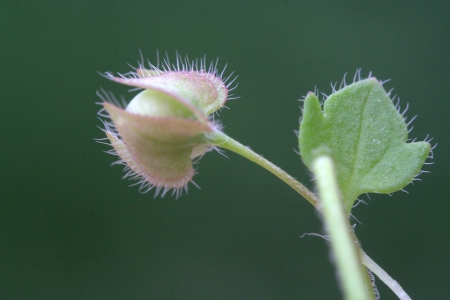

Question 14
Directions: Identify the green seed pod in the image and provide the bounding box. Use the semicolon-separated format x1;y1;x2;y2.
98;54;236;196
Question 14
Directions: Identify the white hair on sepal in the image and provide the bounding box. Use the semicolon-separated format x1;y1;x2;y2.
225;95;240;101
145;179;195;199
95;114;120;139
108;51;239;101
211;146;229;159
96;51;242;199
96;88;128;109
96;130;175;197
98;71;115;80
203;122;229;160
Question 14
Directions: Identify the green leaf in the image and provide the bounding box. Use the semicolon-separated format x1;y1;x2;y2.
299;78;431;214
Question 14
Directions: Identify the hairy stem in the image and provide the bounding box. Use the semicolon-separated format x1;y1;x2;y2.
312;154;375;300
209;130;319;207
361;250;411;300
211;130;408;300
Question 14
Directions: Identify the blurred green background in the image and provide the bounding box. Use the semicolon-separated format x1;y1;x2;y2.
1;1;449;299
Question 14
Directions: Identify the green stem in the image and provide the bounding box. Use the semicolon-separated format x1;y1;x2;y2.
361;250;411;300
210;131;381;299
209;130;319;207
312;154;375;300
211;130;409;299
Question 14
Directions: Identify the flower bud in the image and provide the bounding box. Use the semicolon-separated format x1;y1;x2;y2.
98;55;235;196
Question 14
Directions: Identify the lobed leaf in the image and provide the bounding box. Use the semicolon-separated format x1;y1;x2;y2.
299;78;430;214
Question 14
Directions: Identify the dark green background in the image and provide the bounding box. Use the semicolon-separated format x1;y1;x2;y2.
1;1;449;299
